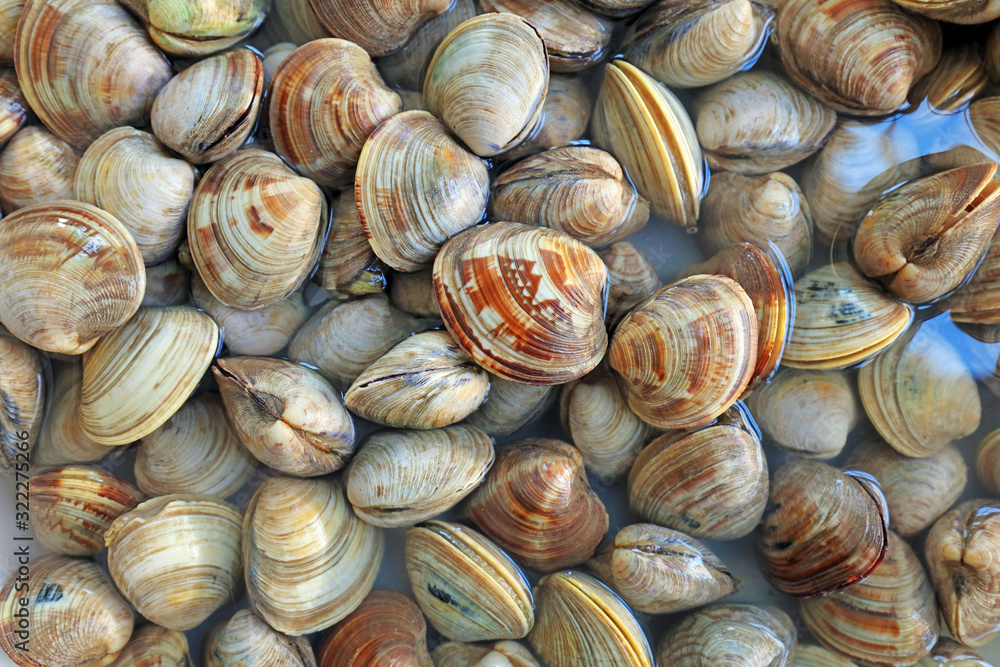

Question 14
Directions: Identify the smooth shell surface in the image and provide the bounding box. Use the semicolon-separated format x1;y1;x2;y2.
977;429;1000;494
376;0;478;90
433;641;540;667
948;227;1000;325
658;604;796;667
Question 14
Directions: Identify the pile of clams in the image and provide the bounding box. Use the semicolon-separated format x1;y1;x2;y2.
2;0;1000;665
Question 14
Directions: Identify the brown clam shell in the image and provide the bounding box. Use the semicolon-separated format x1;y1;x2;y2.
315;191;386;299
909;45;989;112
389;269;439;318
308;0;451;57
0;0;20;62
203;609;316;667
505;74;592;160
0;127;81;214
597;242;662;330
977;428;1000;494
34;360;115;467
947;227;1000;325
466;374;556;437
376;0;478;90
114;624;192;667
317;590;432;667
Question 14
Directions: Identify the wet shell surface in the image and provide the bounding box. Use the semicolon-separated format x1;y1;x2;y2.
433;222;609;385
506;74;592;160
0;330;42;471
586;523;738;614
466;375;556;437
314;191;386;298
346;425;494;527
317;590;432;667
0;200;144;355
755;459;889;597
658;604;796;666
909;44;989;111
33;465;144;556
916;639;992;667
948;228;1000;325
0;68;27;148
308;0;450;56
597;242;662;328
0;126;81;215
405;520;534;642
609;274;758;429
465;439;609;572
203;609;317;667
0;555;134;667
893;0;1000;23
376;0;478;90
110;624;191;667
120;0;269;56
34;361;112;466
433;640;541;667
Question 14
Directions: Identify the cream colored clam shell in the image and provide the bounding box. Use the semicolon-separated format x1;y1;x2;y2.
109;624;191;667
466;375;556;437
203;609;317;667
0;126;80;214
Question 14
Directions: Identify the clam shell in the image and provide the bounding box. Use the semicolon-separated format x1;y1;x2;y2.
527;571;654;667
317;590;432;667
142;259;190;309
0;555;133;667
845;439;966;537
586;523;738;614
782;263;912;370
695;71;835;175
151;48;263;165
658;604;796;667
119;0;268;56
597;242;662;329
465;439;608;572
505;74;592;160
81;307;219;446
34;465;144;556
243;476;384;635
268;39;402;188
344;330;490;429
315;191;386;299
75;127;195;265
591;59;703;228
609;274;758;429
376;0;478;90
266;0;326;44
0;68;27;149
424;14;548;157
977;428;1000;494
627;419;768;540
892;0;1000;23
433;641;540;667
794;645;858;667
110;624;191;667
909;45;989;111
623;0;772;88
746;369;860;459
346;425;494;527
0;0;19;61
204;609;316;667
947;228;1000;324
917;639;992;667
34;361;116;466
755;459;889;597
308;0;451;57
0;329;42;471
261;43;296;88
135;393;259;498
106;494;243;631
188;149;326;310
0;200;145;355
466;374;556;437
406;520;534;641
925;499;1000;647
356;110;489;272
0;127;81;214
489;146;649;247
433;222;609;385
15;0;171;149
389;269;439;318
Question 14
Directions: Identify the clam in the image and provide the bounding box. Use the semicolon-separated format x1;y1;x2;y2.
75;127;195;265
118;0;268;56
466;374;557;437
480;0;612;72
947;228;1000;324
317;590;432;667
267;0;326;44
909;45;989;112
699;171;813;277
356;110;489;272
658;604;796;667
191;275;309;356
528;571;654;667
204;609;317;667
135;393;259;498
15;0;172;149
106;495;242;631
587;523;738;614
845;439;966;537
268;39;402;187
111;624;191;667
677;242;791;392
628;414;768;540
0;200;144;355
346;425;494;527
917;639;992;667
309;0;450;56
0;555;133;667
150;48;263;165
892;0;1000;23
745;369;860;459
243;476;384;635
0;127;81;214
433;222;609;385
609;275;757;429
389;269;439;318
623;0;772;88
597;242;662;329
142;259;190;308
794;645;858;667
926;499;1000;647
505;74;592;160
0;330;42;472
405;520;534;641
802;531;939;666
858;325;980;457
977;429;1000;494
377;0;477;90
0;1;19;61
489;146;649;247
423;14;548;157
215;356;356;477
188;149;326;310
695;72;836;175
782;263;912;369
0;69;27;148
855;163;1000;304
433;641;540;667
289;295;420;389
465;439;608;572
33;465;144;556
774;0;941;116
560;366;656;482
261;42;297;88
591;59;703;228
314;191;386;299
344;330;490;429
34;361;115;466
81;307;219;446
755;459;889;597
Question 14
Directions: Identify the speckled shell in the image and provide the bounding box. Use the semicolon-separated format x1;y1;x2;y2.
376;0;477;90
0;68;27;148
110;624;192;667
317;590;432;667
658;604;796;667
433;222;609;385
0;329;42;471
0;127;81;214
309;0;451;56
119;0;269;56
466;375;556;437
597;242;662;329
203;609;317;667
315;191;386;298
